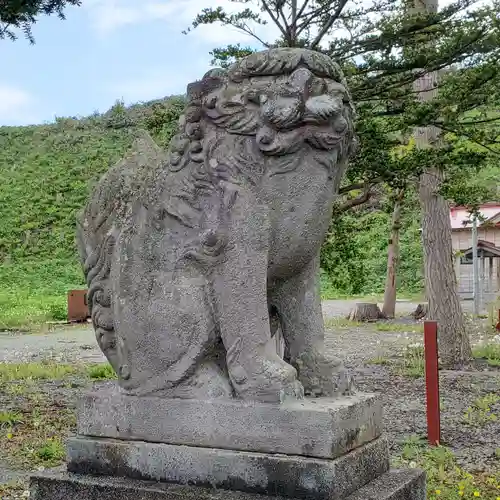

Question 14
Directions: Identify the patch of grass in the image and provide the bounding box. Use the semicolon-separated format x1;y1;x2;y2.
5;403;76;468
0;361;116;471
0;410;23;428
473;343;500;367
2;385;77;469
3;381;32;397
463;393;499;427
324;317;362;329
0;361;117;384
397;344;425;378
35;438;66;464
0;285;74;331
87;363;117;380
0;362;78;383
395;436;500;499
0;100;184;331
374;322;423;333
0;480;27;499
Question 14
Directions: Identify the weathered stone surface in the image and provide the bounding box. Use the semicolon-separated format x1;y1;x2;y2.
347;468;426;500
77;389;382;459
66;437;389;500
76;47;358;403
30;468;425;500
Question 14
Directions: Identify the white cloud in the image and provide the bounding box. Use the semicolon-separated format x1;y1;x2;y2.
84;0;279;46
0;85;39;126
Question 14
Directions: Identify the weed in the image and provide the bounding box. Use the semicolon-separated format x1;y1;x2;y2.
397;344;425;378
374;322;423;333
87;363;116;380
0;410;23;428
394;437;500;499
473;343;500;367
0;362;77;383
463;393;499;427
36;438;65;464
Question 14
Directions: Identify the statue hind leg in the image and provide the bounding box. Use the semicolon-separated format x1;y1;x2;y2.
269;255;354;397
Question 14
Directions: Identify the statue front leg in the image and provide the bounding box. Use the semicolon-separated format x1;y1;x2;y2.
211;202;303;403
270;255;355;397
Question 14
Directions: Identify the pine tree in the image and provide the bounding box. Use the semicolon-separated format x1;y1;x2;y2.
0;0;81;43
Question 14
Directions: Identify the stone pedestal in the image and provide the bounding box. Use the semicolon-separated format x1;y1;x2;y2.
30;389;425;499
31;390;425;500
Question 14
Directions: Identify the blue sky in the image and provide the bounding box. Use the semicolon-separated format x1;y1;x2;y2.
0;0;279;126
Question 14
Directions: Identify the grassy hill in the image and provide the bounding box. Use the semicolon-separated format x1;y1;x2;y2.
0;98;184;329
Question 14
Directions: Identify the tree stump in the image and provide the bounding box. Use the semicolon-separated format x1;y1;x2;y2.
347;303;384;322
412;303;428;320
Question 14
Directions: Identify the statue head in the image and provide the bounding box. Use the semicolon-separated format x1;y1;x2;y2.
168;48;356;180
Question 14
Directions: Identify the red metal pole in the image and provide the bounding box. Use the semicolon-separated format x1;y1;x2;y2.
424;320;441;446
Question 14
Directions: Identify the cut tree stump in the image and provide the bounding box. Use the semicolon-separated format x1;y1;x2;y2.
346;303;385;322
412;303;428;320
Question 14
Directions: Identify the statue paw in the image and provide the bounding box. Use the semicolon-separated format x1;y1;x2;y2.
294;350;356;397
229;353;304;403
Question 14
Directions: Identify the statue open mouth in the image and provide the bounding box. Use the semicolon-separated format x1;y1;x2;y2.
256;126;304;155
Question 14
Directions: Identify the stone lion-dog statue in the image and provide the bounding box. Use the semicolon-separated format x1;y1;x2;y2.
77;48;357;403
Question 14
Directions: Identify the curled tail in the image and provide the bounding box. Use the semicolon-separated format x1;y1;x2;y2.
76;131;166;378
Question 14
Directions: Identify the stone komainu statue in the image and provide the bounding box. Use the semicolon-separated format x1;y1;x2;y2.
77;48;357;403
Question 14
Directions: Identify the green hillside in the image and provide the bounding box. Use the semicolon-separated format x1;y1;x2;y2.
0;98;184;329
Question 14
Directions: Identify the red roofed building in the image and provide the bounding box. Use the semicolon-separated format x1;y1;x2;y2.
450;203;500;300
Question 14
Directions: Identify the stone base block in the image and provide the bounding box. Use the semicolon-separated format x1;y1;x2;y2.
30;468;426;500
66;436;389;500
77;389;382;459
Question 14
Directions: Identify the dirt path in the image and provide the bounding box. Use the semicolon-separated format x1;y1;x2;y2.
0;299;423;363
0;327;104;364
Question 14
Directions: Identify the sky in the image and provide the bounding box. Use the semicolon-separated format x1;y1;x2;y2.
0;0;466;127
0;0;281;126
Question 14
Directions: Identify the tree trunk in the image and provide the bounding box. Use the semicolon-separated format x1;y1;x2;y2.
412;303;428;320
419;170;472;367
382;190;405;318
411;0;472;368
347;303;384;322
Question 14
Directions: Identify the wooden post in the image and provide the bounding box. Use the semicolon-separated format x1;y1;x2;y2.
424;321;441;446
489;256;493;293
480;254;485;309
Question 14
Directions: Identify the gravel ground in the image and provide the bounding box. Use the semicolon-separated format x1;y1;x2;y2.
325;325;500;472
0;299;498;492
0;299;421;363
0;298;485;363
